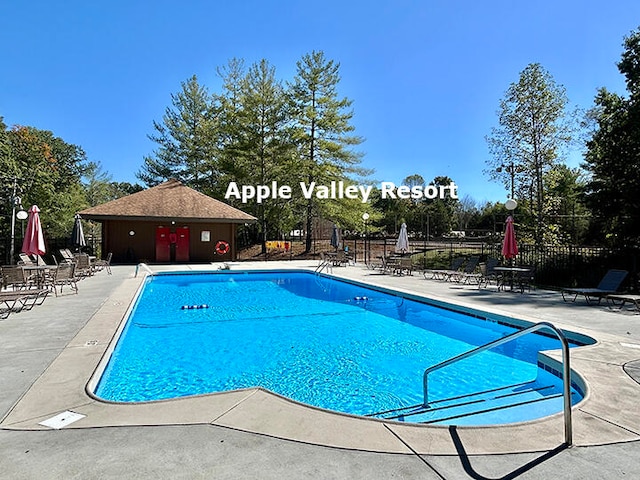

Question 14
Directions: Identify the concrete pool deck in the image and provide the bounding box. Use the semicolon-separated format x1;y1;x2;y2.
2;261;640;479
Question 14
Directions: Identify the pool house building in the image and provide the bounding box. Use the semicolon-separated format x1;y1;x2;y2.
79;179;256;264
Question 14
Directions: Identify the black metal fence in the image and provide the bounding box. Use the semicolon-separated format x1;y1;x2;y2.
0;236;96;265
4;233;638;292
345;237;639;292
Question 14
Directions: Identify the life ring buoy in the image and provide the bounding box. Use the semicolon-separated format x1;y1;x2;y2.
215;240;230;255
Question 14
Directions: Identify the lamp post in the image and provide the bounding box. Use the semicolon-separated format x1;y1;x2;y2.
362;212;369;265
9;177;27;264
496;162;519;200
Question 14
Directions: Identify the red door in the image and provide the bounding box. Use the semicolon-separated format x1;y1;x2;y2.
175;226;190;262
155;226;171;262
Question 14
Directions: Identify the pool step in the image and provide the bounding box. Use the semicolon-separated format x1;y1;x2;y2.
367;381;571;425
365;381;533;418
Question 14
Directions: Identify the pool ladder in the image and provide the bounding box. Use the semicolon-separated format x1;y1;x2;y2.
135;263;154;277
422;321;573;446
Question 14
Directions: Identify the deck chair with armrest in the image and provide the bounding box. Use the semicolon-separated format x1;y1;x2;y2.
46;263;79;296
94;252;112;274
1;265;34;290
477;258;501;289
394;257;414;276
561;269;628;304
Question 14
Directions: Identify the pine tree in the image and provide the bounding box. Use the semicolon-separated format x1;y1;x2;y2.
288;51;365;252
236;59;297;252
138;75;217;190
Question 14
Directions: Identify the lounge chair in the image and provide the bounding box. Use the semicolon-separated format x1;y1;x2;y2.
58;248;76;264
0;289;49;319
17;253;36;265
606;294;640;313
424;257;465;281
561;269;628;304
449;256;481;283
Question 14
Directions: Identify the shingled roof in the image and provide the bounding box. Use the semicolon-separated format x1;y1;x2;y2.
79;179;256;223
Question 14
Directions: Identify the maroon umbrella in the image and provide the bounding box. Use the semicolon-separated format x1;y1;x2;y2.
21;205;46;259
501;215;518;259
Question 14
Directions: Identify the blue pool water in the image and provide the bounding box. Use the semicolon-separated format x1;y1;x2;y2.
94;270;590;425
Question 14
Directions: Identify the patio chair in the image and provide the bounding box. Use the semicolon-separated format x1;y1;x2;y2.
94;252;112;275
561;269;628;304
1;265;34;290
379;255;401;274
514;265;536;293
46;263;79;296
332;250;350;267
394;257;413;276
477;258;501;289
73;253;93;277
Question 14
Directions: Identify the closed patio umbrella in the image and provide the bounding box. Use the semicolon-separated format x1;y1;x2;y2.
395;222;409;254
21;205;46;264
70;214;86;251
501;216;518;260
330;224;341;250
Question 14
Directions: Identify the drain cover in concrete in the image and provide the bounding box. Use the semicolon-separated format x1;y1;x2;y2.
38;411;86;429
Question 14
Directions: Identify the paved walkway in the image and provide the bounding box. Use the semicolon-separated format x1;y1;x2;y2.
1;262;640;479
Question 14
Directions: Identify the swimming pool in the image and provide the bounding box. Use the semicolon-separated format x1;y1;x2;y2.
93;270;591;425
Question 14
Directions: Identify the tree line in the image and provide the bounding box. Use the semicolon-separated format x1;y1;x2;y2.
2;28;640;256
137;52;369;253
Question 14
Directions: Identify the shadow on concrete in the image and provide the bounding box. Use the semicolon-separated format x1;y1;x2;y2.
448;425;568;480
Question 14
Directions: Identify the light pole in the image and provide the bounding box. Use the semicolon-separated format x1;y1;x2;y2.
362;212;369;265
496;162;518;200
9;178;27;265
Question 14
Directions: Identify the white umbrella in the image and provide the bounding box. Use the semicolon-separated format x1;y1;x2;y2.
395;222;409;254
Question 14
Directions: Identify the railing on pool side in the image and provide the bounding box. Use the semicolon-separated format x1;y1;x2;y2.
423;321;573;447
135;263;154;277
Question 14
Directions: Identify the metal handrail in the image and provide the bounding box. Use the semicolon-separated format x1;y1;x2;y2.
134;262;153;277
423;321;573;446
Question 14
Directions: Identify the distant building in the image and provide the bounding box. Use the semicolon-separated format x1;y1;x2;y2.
79;179;256;263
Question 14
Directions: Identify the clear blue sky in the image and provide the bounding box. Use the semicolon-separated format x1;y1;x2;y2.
2;0;639;204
